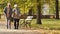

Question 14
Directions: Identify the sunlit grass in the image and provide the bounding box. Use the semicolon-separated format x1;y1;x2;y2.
30;19;60;30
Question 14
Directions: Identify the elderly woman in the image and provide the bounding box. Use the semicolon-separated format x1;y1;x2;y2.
12;4;21;29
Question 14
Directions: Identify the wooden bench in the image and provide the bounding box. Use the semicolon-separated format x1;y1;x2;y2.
20;16;33;29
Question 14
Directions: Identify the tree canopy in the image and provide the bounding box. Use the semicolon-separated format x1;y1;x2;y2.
0;0;60;15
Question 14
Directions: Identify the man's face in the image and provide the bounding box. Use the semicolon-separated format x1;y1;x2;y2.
7;5;11;8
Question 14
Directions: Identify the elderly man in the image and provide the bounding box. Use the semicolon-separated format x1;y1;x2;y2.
4;3;12;29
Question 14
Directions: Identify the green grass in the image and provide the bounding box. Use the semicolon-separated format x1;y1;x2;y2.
28;19;60;30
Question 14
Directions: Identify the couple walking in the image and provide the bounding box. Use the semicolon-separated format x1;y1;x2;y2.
4;3;21;29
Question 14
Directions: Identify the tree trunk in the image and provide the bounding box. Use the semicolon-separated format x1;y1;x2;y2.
37;0;42;24
28;7;33;16
56;0;59;19
0;14;1;19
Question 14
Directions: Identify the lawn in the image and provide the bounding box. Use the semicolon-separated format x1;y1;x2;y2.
29;19;60;30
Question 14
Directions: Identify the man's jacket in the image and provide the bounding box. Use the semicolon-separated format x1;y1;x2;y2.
4;7;12;19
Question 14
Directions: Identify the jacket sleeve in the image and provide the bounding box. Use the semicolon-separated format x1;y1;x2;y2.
18;8;21;16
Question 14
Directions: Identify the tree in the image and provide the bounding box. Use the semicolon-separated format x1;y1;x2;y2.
56;0;59;19
37;0;42;24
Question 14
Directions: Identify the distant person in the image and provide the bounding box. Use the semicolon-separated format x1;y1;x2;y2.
12;4;21;29
4;3;12;29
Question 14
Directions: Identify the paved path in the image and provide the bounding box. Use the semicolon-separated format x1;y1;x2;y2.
0;20;53;34
0;20;42;34
0;28;41;34
0;19;60;34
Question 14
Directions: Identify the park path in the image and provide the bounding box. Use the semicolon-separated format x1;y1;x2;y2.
0;20;52;34
0;16;60;34
0;20;44;34
0;21;60;34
